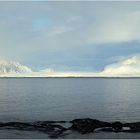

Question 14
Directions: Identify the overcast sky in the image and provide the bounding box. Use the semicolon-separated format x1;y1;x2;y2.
0;1;140;72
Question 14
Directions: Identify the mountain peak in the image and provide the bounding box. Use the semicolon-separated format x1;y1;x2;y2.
0;60;32;75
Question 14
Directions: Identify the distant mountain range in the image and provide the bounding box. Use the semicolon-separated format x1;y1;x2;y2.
0;56;140;77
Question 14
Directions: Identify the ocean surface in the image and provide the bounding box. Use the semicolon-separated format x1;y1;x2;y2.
0;77;140;138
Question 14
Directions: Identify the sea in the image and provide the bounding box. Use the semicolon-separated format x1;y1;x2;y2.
0;77;140;139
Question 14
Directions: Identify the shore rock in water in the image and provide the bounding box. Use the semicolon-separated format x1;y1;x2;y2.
0;122;34;130
0;121;68;138
70;118;110;134
32;121;68;138
111;122;123;132
124;122;140;132
1;118;140;138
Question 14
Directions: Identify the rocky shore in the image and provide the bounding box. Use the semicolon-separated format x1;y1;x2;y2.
1;118;140;138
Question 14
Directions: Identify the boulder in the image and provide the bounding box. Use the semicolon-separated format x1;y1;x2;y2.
70;118;110;134
111;122;123;132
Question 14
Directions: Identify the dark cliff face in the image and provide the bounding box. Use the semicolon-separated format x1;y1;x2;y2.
0;118;140;138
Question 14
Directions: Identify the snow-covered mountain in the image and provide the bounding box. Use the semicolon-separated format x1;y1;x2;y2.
99;56;140;77
0;60;32;75
1;56;140;77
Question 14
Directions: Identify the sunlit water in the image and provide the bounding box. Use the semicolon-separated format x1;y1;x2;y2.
0;77;140;138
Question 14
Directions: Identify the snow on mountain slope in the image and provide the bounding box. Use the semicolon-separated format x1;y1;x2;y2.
99;56;140;77
1;56;140;77
0;60;32;75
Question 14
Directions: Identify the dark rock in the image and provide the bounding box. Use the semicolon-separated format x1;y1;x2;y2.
0;121;68;138
1;118;140;138
35;120;66;124
44;124;67;138
33;122;67;138
70;118;110;134
124;122;140;132
111;122;123;132
0;122;35;131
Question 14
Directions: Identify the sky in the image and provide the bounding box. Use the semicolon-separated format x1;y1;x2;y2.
0;1;140;76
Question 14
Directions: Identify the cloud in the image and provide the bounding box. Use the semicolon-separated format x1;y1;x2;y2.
48;26;73;36
1;1;140;70
88;11;140;44
66;16;82;23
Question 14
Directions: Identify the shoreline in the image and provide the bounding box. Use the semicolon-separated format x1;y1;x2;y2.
0;118;140;138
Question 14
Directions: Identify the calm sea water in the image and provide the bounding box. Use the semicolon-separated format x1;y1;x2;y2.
0;77;140;138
